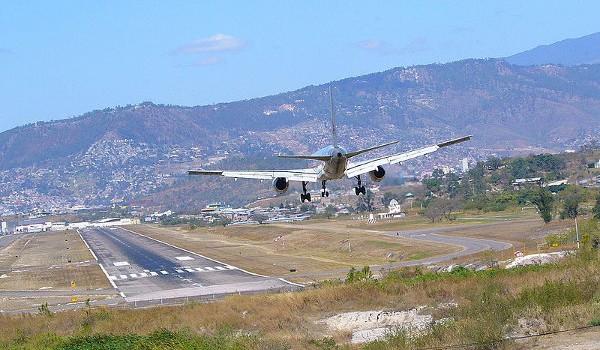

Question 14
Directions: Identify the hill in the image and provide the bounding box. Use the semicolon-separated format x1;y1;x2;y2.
3;59;600;212
507;32;600;66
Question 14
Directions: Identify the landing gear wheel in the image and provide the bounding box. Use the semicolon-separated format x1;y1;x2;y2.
320;180;328;198
300;193;312;202
354;175;366;195
300;181;311;202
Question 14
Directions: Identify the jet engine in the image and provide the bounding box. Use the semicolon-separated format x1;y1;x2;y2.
272;177;289;193
368;166;386;182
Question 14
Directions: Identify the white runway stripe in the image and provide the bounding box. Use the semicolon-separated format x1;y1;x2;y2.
109;275;118;280
160;270;169;275
175;269;184;273
204;267;215;271
195;267;204;272
215;266;226;271
129;273;138;278
139;272;148;277
185;268;194;272
150;271;158;276
120;275;128;279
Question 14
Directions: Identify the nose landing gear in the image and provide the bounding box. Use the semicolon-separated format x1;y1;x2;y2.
321;180;329;197
354;175;366;195
300;181;312;202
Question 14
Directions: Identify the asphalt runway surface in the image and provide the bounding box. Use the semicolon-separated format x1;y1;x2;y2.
79;227;300;302
384;225;513;267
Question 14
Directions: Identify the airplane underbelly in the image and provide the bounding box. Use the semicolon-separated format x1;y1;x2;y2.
322;157;347;179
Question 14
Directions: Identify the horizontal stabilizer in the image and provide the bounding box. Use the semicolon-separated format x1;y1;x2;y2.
346;140;400;159
276;154;332;161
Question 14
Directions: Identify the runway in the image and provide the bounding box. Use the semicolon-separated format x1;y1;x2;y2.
79;227;301;302
384;225;513;267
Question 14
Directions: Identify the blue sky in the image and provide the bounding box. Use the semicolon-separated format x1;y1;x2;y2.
1;1;599;132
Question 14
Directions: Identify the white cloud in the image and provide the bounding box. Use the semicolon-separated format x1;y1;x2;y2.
174;34;245;54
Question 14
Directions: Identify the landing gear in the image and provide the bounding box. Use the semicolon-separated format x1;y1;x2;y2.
354;176;366;196
321;180;329;198
300;181;312;202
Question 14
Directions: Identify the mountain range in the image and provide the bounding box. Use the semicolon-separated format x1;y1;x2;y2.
2;33;600;213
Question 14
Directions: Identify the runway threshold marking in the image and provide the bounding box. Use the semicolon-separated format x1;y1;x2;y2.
107;265;240;281
113;261;130;267
119;227;305;289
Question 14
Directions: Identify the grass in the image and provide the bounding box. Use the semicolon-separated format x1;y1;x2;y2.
130;222;457;282
1;251;600;349
0;230;112;312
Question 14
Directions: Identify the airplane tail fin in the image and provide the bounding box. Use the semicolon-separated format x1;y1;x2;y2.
329;85;338;148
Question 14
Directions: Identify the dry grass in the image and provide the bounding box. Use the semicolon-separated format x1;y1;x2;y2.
129;221;457;282
0;253;599;349
0;252;600;349
0;231;111;311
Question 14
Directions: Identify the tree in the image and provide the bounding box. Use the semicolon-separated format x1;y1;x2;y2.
593;194;600;220
560;186;584;220
528;188;555;223
485;156;502;171
425;198;463;222
325;205;337;219
250;213;268;224
356;189;374;212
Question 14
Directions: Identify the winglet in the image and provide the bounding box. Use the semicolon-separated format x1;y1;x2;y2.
437;135;472;148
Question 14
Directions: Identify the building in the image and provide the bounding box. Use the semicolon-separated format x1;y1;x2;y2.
377;199;406;220
461;158;469;173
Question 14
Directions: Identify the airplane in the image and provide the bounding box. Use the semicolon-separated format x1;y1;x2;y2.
189;86;471;202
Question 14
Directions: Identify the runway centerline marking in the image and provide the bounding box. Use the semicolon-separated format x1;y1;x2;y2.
113;261;130;267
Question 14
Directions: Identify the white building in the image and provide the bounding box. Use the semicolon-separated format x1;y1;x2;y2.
461;158;469;173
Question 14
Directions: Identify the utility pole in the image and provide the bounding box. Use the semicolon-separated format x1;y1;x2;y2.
575;216;580;249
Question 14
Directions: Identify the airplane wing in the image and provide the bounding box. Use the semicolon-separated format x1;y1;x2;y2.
345;135;472;178
189;168;319;182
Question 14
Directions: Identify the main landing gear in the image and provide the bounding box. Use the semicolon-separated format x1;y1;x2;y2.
300;181;311;202
321;180;330;198
354;175;366;196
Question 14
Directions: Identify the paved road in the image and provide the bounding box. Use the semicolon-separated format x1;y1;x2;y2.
0;233;23;250
79;227;300;302
383;226;513;268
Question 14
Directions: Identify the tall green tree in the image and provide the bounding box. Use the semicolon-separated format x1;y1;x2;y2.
560;186;584;219
528;188;555;223
593;194;600;220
